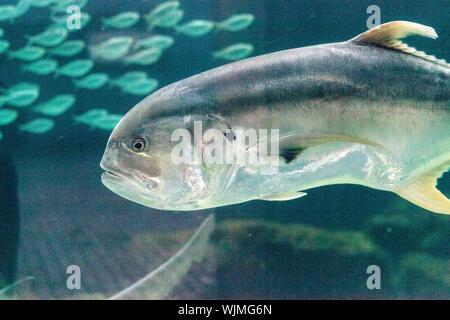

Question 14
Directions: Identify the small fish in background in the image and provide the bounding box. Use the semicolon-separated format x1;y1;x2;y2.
0;39;10;54
73;109;108;125
48;40;85;57
90;36;134;61
121;78;159;96
175;19;215;37
154;8;183;29
0;28;4;37
90;113;123;131
73;73;109;90
55;59;94;77
27;27;68;47
145;1;183;30
21;58;58;75
50;12;91;31
30;0;54;8
109;71;149;88
51;0;88;13
0;130;2;140
133;35;174;50
103;11;141;29
33;94;76;116
8;45;46;61
213;43;254;61
19;118;54;134
0;109;18;126
216;14;255;32
123;48;162;65
14;0;32;18
0;5;17;23
4;82;40;107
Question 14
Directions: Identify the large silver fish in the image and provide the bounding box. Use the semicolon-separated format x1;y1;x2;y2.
100;21;450;214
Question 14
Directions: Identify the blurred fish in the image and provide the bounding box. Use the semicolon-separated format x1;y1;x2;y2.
74;73;109;89
27;27;68;47
33;94;76;116
121;78;159;96
73;109;109;125
31;0;54;8
4;82;40;107
145;1;181;29
0;28;4;37
0;39;10;54
51;0;88;13
48;40;85;57
21;58;58;75
175;19;215;37
0;5;16;22
109;215;214;300
0;108;18;126
50;12;91;31
0;277;36;299
152;8;183;29
0;130;2;140
103;11;140;29
8;45;46;61
90;36;133;61
216;14;255;32
14;0;32;18
19;118;54;134
133;35;174;50
123;48;162;65
109;71;149;88
55;59;94;77
213;43;254;61
91;114;123;131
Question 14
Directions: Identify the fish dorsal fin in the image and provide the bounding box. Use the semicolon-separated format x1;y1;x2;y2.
350;21;449;67
396;160;450;215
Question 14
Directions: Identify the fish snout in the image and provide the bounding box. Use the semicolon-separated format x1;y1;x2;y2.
100;138;121;172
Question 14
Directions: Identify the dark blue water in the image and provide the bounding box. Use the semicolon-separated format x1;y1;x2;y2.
0;0;448;299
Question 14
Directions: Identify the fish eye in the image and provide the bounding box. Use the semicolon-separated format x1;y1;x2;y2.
130;137;146;152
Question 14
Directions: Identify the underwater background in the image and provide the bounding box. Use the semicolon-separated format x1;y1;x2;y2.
0;0;448;299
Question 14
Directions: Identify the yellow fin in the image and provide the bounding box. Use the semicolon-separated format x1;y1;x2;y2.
396;161;450;214
262;191;307;201
350;21;449;67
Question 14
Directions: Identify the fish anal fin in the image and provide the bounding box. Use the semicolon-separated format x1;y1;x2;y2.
350;21;449;67
396;161;450;215
262;191;307;201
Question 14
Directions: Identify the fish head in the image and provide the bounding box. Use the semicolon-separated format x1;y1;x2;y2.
100;86;213;211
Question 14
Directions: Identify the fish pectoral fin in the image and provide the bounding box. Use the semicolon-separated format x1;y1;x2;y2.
276;132;383;164
261;191;307;201
396;161;450;215
350;21;449;67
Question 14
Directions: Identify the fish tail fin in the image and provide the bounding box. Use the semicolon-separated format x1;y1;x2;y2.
396;160;450;214
350;21;449;67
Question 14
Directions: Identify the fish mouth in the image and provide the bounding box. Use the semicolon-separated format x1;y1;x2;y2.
101;167;159;192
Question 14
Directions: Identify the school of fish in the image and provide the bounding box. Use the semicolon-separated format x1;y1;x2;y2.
0;0;255;140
